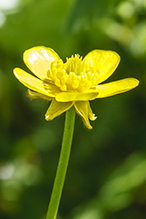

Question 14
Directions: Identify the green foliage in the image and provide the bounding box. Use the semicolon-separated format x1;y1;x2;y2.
0;0;145;218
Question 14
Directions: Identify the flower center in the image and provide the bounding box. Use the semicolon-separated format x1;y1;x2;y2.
46;55;100;92
65;54;82;76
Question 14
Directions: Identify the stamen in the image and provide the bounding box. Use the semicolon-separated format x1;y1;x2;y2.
45;55;100;92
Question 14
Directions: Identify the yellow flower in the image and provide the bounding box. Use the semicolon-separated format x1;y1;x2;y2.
13;46;139;129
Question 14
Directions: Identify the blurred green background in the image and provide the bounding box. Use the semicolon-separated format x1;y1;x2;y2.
0;0;145;218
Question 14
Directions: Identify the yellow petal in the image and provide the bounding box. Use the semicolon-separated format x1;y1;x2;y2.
83;50;120;84
96;78;139;98
45;99;73;121
13;68;56;98
74;101;93;129
27;89;53;101
23;46;60;80
56;92;98;102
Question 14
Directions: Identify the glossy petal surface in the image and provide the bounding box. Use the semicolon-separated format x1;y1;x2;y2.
83;50;120;84
45;99;73;121
74;101;93;129
23;46;60;80
56;92;98;102
13;68;56;97
96;78;139;98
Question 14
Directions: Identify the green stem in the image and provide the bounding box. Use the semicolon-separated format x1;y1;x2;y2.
46;107;76;219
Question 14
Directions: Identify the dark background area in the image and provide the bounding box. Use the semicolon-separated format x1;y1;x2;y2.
0;0;146;218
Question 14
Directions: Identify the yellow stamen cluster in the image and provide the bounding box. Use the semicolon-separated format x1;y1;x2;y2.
46;55;100;92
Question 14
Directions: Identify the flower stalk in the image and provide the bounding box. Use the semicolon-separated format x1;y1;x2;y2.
46;107;76;219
